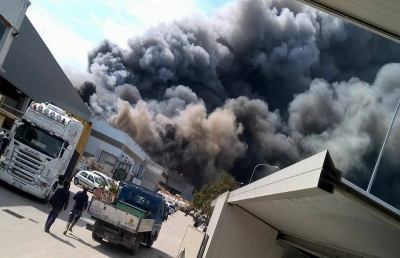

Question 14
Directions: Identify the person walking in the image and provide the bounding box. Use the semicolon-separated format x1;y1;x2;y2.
45;181;70;233
0;132;9;156
63;187;89;235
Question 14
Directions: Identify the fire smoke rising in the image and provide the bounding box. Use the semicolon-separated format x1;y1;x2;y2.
76;0;400;207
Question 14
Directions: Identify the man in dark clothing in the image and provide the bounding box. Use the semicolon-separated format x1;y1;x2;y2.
63;187;88;235
45;181;70;233
0;132;10;156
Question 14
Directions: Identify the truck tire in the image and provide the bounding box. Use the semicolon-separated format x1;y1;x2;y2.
144;233;154;248
73;178;79;185
129;234;143;255
92;231;102;242
145;239;154;248
92;222;102;242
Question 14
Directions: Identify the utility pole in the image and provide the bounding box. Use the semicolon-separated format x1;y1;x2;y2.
367;96;400;193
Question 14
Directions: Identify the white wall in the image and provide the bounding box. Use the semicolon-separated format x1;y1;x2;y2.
178;226;205;258
203;192;284;258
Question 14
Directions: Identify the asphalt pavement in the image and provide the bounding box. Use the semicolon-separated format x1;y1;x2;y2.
0;180;193;258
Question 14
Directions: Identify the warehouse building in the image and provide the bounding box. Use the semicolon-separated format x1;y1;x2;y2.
84;120;166;191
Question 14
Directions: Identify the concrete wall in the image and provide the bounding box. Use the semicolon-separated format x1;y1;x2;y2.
178;226;205;258
140;159;164;191
203;192;284;258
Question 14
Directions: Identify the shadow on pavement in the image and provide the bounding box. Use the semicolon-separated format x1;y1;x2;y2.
49;233;76;248
0;180;93;228
66;233;93;248
91;240;173;258
0;181;175;258
63;232;172;258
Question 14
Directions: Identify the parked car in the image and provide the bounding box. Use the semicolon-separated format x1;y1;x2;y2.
166;201;177;214
92;171;118;188
73;170;106;192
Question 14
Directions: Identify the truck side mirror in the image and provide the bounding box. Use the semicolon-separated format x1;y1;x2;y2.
59;142;71;158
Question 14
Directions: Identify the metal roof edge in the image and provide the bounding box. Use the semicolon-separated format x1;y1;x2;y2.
337;179;400;224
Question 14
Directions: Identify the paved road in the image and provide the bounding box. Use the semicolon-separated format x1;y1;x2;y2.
0;181;193;258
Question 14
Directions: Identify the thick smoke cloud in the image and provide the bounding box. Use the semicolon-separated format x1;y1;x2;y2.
76;0;400;207
109;91;247;184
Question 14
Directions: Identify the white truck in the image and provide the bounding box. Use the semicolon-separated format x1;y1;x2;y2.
0;102;83;201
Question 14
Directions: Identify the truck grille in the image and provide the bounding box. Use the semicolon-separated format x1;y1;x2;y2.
10;148;44;184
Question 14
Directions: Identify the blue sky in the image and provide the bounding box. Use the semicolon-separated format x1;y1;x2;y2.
26;0;230;74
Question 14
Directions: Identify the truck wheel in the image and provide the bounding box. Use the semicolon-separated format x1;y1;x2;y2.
73;178;79;185
144;233;154;248
129;234;143;255
92;231;102;242
145;239;154;248
92;222;103;242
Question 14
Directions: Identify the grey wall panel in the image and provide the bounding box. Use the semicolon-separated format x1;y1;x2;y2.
1;16;90;119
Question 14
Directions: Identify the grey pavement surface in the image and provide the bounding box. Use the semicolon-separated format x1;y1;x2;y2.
0;181;193;258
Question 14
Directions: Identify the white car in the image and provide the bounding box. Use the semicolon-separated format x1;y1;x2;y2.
73;170;105;192
92;171;118;188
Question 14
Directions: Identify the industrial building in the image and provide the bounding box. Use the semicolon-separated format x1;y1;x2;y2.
0;0;30;129
0;0;30;70
161;170;194;200
83;120;166;191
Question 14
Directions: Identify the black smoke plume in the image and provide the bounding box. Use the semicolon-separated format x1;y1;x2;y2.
76;0;400;207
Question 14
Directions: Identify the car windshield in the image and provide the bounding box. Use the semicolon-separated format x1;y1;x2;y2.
14;122;64;158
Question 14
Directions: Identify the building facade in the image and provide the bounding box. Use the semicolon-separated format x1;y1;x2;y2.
0;0;30;69
161;170;194;200
84;120;165;191
0;0;30;130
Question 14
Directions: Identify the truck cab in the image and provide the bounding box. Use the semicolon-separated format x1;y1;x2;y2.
0;102;83;200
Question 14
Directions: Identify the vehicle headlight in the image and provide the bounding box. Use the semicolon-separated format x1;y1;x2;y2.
36;175;49;188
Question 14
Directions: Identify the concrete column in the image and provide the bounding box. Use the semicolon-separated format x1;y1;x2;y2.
203;192;284;258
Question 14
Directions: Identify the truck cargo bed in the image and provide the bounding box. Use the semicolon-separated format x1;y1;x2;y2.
88;198;155;233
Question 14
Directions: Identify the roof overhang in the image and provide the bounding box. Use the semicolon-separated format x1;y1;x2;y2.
1;16;90;120
298;0;400;43
229;150;400;257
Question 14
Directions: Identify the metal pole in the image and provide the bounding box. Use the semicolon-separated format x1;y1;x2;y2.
367;96;400;193
249;164;279;184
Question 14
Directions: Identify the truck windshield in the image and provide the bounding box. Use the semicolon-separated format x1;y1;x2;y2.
14;122;64;158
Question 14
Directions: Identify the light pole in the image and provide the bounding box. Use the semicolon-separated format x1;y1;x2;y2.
367;95;400;193
249;164;279;184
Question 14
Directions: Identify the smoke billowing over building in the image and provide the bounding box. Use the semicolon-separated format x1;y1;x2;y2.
73;0;400;208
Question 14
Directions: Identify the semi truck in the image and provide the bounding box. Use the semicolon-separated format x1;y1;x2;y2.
0;102;83;201
86;182;167;255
